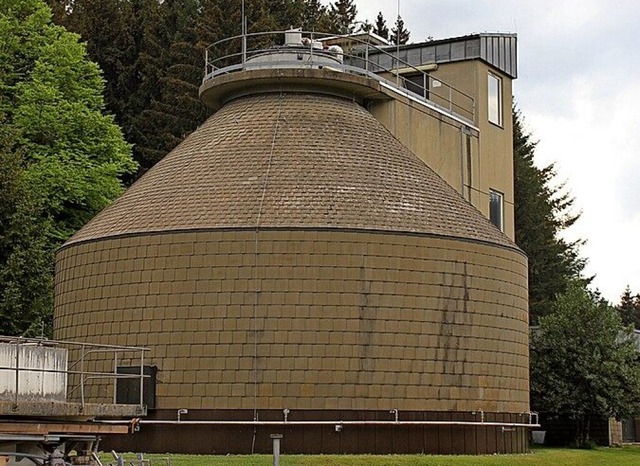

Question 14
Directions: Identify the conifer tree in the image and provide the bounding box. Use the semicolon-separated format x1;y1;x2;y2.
301;0;331;31
512;109;587;323
45;0;68;24
357;19;372;33
373;11;389;39
59;0;136;126
390;15;410;45
131;0;203;167
137;0;279;167
329;0;357;34
618;286;640;329
269;0;307;30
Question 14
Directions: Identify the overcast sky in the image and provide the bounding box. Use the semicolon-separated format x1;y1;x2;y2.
345;0;640;303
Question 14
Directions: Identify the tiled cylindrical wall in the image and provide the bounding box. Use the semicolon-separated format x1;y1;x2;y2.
54;229;528;415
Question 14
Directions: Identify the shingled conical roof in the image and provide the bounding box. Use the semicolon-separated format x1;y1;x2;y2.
65;92;515;249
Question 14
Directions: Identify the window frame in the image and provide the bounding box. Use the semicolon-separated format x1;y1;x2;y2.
487;72;503;127
489;189;504;231
403;72;430;100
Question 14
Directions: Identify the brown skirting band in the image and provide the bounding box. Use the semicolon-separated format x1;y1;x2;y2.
104;409;532;455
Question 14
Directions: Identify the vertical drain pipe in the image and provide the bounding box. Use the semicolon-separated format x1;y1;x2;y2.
270;434;283;466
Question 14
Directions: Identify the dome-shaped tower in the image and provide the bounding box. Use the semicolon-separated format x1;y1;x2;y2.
54;32;530;455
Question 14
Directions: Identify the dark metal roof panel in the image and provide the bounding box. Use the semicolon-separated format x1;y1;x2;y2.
367;33;517;78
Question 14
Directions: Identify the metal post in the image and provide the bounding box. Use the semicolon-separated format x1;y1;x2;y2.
80;344;85;408
139;350;145;410
365;40;369;72
270;434;283;466
423;73;427;99
395;0;400;85
113;351;118;404
13;339;20;407
241;1;246;64
243;16;247;64
111;451;124;466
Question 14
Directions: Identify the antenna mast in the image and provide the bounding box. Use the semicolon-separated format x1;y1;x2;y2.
396;0;400;84
242;0;247;63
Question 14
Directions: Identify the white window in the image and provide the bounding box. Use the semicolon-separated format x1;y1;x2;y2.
489;190;504;231
488;73;503;126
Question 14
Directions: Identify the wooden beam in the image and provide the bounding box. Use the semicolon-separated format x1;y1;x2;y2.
0;422;129;435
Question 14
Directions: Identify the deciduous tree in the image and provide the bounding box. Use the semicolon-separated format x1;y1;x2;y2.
0;0;136;335
530;282;640;447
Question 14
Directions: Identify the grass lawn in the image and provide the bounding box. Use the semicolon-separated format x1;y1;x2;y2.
103;446;640;466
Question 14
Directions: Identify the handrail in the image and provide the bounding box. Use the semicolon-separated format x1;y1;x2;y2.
203;30;475;122
98;408;541;428
0;336;149;413
0;335;148;351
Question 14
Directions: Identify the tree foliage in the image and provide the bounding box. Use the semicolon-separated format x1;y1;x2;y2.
513;109;587;323
390;15;410;45
328;0;356;34
531;282;640;447
53;0;187;174
54;0;309;173
129;0;205;167
269;0;331;31
356;19;372;33
0;0;136;336
618;286;640;329
373;11;388;40
47;0;358;174
0;124;53;337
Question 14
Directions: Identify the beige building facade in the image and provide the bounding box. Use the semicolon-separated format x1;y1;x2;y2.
54;31;531;454
367;34;517;239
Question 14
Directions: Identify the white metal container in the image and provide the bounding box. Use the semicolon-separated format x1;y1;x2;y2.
0;342;68;402
284;28;302;46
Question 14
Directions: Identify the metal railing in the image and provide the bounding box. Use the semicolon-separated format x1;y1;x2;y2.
100;407;541;429
0;336;149;412
203;30;475;122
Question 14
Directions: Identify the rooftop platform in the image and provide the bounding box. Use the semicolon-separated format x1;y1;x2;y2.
199;30;477;123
